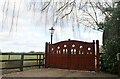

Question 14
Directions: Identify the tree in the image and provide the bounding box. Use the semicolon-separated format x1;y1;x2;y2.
100;1;120;74
1;0;106;34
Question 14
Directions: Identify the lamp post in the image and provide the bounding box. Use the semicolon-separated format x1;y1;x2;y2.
49;27;55;44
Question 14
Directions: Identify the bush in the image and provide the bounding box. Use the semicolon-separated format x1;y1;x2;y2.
101;38;119;74
101;53;118;74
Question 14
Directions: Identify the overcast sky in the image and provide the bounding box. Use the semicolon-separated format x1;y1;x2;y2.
0;0;106;52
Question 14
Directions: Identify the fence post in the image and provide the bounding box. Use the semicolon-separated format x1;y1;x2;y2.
96;40;100;72
20;53;24;71
39;54;41;68
8;54;10;60
37;54;39;65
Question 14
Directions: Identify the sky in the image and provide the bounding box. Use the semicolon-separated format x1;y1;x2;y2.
0;0;108;52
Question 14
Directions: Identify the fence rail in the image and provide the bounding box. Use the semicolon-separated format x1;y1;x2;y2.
0;53;45;71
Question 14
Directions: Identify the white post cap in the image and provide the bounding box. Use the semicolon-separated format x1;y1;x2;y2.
117;53;120;61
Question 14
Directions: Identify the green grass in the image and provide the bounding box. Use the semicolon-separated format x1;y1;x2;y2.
0;55;44;60
0;55;20;60
0;54;44;68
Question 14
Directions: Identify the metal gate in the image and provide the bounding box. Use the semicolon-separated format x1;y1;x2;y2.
45;39;99;71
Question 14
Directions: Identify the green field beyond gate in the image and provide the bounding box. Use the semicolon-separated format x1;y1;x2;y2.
0;53;45;71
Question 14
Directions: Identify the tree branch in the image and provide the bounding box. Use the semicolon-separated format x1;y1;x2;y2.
41;0;51;11
89;1;98;23
9;1;15;33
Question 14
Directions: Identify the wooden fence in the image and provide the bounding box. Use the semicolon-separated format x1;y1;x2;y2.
0;53;45;71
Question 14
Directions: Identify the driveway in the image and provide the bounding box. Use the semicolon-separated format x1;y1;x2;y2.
1;68;119;78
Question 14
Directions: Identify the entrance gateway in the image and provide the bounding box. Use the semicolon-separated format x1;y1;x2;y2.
45;39;99;72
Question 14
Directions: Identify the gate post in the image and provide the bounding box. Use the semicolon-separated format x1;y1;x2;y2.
45;42;48;68
119;60;120;77
96;40;100;72
117;53;120;77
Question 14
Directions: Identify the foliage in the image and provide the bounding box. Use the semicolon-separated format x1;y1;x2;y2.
101;54;118;74
101;39;119;74
100;2;120;74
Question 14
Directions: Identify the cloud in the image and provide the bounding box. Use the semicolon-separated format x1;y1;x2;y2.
0;0;103;52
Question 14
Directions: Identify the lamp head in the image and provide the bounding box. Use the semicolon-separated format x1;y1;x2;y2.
49;27;55;34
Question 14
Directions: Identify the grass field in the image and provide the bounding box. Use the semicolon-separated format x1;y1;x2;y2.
0;53;44;69
0;54;44;60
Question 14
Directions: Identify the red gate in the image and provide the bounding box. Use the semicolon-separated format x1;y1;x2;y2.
45;39;99;71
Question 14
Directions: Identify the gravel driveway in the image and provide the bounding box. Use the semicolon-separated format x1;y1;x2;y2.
1;68;119;78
